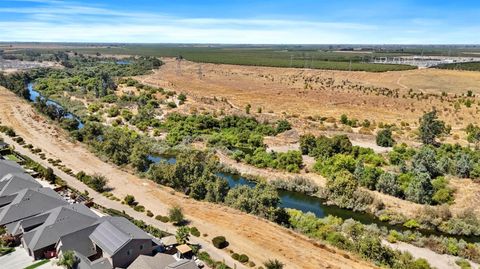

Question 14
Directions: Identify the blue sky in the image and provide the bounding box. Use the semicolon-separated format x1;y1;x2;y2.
0;0;479;44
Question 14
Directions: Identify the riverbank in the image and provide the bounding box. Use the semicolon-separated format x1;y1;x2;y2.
0;86;377;269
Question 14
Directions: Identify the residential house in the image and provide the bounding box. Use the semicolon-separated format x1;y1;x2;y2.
19;203;98;259
127;253;199;269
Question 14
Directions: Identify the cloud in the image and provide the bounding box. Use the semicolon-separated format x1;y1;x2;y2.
0;0;477;44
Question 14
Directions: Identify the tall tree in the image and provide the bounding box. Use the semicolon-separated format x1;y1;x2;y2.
418;110;448;145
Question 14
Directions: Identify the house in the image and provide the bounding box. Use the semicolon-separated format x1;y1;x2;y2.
0;159;25;178
56;216;161;269
0;187;68;231
19;203;98;259
127;253;199;269
0;173;42;197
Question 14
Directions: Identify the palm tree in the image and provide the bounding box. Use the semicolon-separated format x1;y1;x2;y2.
264;259;284;269
175;226;190;245
56;250;79;269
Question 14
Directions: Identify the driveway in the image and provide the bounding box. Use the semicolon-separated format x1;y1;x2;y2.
0;247;34;269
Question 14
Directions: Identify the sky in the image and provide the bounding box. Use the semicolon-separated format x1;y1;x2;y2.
0;0;479;44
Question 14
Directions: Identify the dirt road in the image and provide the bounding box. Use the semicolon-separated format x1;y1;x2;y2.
0;86;378;269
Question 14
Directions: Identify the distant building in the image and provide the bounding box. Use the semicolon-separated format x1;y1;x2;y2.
128;253;199;269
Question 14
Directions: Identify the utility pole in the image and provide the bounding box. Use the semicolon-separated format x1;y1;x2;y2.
290;55;293;68
197;64;203;79
176;56;182;76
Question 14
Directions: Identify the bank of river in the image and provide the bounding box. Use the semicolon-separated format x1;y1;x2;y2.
149;154;480;243
27;83;84;129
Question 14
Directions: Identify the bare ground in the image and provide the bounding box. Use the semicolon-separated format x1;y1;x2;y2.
0;86;378;269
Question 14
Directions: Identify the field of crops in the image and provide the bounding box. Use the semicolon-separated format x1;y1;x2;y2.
435;61;480;71
73;46;417;72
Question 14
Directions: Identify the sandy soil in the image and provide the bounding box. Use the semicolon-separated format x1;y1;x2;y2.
384;241;479;269
138;58;480;136
0;86;378;269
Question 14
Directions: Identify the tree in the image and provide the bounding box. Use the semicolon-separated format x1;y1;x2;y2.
405;172;433;204
89;174;107;192
418;110;448;145
375;172;401;197
168;205;185;225
275;120;291;134
124;195;136;206
57;250;79;269
412;146;441;178
299;134;316;155
376;129;395;147
44;167;55;184
264;259;284;269
129;142;153;172
175;226;190;244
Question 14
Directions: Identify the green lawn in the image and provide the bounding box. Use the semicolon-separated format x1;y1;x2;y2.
23;259;50;269
4;154;20;162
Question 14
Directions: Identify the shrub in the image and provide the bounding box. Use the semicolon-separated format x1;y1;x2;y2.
231;253;240;260
190;227;200;237
146;210;154;217
133;205;145;212
376;128;395;147
124;195;136;206
155;215;170;223
168;205;185;225
238;254;249;263
212;236;228;249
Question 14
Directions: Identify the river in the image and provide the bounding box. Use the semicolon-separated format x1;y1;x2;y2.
27;83;84;129
149;154;480;242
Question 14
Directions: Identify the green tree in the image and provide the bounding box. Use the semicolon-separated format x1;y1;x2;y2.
56;250;79;269
168;205;185;225
376;128;395;147
275;120;292;134
88;173;107;192
124;195;136;206
175;226;190;244
418;110;448;145
376;172;401;197
129;142;153;172
44;167;55;184
299;134;316;155
405;172;433;204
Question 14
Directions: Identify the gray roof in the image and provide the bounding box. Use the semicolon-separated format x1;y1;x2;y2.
0;141;8;148
23;204;98;252
58;225;99;258
75;251;112;269
0;187;67;226
167;259;199;269
89;216;153;256
0;160;24;179
0;173;42;196
127;254;176;269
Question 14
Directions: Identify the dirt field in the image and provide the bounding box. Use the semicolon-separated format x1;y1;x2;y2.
138;58;480;142
0;86;378;269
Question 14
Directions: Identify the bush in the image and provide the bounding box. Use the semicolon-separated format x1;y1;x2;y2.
168;205;185;225
133;205;145;212
212;236;228;249
155;215;170;223
190;227;200;237
146;210;154;217
376;128;395;147
238;254;249;263
124;194;136;206
231;253;240;260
